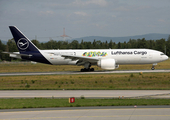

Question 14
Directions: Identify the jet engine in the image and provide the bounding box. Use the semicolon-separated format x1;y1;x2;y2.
97;58;116;70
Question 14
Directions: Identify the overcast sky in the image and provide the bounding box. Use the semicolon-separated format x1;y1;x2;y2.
0;0;170;42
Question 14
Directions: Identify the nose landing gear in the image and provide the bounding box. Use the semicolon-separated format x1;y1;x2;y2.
151;67;155;70
151;63;157;70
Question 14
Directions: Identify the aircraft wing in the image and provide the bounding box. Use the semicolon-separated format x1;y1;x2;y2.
61;54;99;65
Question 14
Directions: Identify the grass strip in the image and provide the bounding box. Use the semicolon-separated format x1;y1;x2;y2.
0;73;170;90
0;98;170;109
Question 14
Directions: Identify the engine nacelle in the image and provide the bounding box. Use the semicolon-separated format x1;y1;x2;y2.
97;58;116;70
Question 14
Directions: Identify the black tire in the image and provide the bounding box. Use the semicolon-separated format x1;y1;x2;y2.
151;67;155;70
81;68;94;72
90;68;94;71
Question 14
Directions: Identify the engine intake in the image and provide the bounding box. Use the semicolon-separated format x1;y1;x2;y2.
97;58;116;70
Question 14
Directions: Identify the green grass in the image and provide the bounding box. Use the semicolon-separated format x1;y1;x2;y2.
0;98;170;109
0;73;170;90
0;60;169;90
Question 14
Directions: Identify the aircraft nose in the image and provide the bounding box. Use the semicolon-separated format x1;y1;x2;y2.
165;55;169;60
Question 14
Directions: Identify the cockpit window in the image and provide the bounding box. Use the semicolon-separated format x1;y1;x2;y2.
160;53;165;55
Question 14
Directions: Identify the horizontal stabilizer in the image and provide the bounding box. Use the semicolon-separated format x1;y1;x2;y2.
2;52;32;59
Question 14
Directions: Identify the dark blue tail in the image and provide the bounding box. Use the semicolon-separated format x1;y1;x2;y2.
9;26;39;52
9;26;51;64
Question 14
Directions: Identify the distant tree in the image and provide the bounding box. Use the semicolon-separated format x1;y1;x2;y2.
105;41;108;49
70;40;79;49
57;41;63;49
7;39;18;52
112;42;116;49
155;39;166;53
62;41;69;49
147;40;155;49
128;39;137;48
2;39;18;61
95;41;102;49
137;38;147;48
92;39;96;49
122;41;127;48
108;40;113;48
0;40;6;61
117;42;121;49
40;42;46;49
79;39;84;49
84;41;92;49
31;40;41;49
46;40;58;49
166;35;170;56
0;40;5;51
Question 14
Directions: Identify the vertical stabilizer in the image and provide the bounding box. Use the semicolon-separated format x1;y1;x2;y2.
9;26;51;64
9;26;39;52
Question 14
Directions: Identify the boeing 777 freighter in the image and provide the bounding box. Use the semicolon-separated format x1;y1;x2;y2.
3;26;169;72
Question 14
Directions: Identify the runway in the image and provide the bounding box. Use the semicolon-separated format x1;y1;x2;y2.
1;106;170;120
0;69;170;76
1;90;170;99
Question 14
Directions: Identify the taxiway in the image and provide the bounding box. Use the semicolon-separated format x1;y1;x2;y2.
1;106;170;120
0;69;170;76
0;90;170;99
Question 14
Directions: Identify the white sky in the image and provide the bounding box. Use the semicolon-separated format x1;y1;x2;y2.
0;0;170;42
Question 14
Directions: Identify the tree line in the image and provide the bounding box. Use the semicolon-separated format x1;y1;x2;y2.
0;36;170;61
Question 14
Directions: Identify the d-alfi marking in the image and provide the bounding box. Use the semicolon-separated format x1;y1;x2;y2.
3;26;168;72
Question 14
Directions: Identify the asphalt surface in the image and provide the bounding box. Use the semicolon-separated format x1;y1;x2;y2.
1;106;170;120
0;69;170;76
1;90;170;99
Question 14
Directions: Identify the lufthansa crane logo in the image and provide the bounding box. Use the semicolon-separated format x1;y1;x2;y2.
17;38;29;50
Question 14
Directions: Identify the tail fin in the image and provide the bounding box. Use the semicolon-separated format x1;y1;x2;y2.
9;26;39;52
8;26;51;64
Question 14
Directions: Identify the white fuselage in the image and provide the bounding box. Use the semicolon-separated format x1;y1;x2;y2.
40;49;168;65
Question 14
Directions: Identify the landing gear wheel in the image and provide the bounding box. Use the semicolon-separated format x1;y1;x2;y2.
80;68;87;72
90;68;94;71
151;67;155;70
80;68;95;72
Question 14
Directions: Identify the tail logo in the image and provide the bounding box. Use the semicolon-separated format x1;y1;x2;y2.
17;38;29;50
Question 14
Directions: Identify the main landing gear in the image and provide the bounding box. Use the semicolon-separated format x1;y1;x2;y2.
151;63;157;70
80;62;94;72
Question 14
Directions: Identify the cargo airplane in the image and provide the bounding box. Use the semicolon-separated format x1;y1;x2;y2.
3;26;169;72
